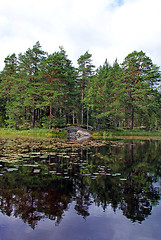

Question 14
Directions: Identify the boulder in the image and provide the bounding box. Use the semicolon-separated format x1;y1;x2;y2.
61;126;92;141
76;130;91;137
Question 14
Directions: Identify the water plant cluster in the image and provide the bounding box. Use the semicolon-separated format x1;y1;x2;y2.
0;137;160;229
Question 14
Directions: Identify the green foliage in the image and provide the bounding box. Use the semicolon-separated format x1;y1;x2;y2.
120;51;161;129
0;45;161;131
85;52;161;130
77;51;95;125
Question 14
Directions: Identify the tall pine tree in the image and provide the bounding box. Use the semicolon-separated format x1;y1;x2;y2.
77;51;95;125
121;51;161;129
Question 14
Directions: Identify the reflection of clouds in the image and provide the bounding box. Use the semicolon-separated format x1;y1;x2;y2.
1;203;161;240
89;203;114;217
0;213;29;239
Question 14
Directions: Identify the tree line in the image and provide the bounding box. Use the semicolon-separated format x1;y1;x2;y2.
0;41;160;130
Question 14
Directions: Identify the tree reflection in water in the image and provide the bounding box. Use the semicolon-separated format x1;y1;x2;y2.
0;140;160;229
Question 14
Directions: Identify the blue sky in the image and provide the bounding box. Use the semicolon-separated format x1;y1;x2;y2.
0;0;161;70
111;0;124;7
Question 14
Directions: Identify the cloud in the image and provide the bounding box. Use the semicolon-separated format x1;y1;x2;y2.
0;0;161;70
111;0;160;64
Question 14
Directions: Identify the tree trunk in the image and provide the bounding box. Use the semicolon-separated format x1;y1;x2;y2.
130;108;134;130
73;110;75;125
32;108;36;128
81;105;84;125
81;79;85;125
49;116;52;129
50;101;53;117
87;108;89;130
49;74;54;129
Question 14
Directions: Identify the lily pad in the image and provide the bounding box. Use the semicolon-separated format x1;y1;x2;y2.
7;168;18;172
21;154;30;158
63;155;70;158
115;173;121;176
23;164;39;167
33;169;41;173
93;172;99;175
49;170;56;174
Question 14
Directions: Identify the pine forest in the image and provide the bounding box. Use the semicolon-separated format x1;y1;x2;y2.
0;41;161;131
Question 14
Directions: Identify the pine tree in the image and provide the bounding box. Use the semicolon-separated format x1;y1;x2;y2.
0;53;21;127
84;60;113;129
18;41;46;127
39;47;76;128
121;51;161;129
77;51;95;125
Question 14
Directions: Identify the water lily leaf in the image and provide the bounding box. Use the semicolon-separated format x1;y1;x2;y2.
40;155;49;159
33;169;41;173
21;154;30;158
7;168;18;172
70;153;78;156
31;152;41;155
23;164;39;167
49;171;56;174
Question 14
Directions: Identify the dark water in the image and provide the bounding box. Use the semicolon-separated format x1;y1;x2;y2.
0;139;161;240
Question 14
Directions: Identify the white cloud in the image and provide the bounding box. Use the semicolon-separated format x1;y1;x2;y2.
0;0;161;69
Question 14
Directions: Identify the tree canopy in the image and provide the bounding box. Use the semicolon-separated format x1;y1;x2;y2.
0;43;160;130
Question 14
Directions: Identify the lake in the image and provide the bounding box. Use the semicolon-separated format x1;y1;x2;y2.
0;138;161;240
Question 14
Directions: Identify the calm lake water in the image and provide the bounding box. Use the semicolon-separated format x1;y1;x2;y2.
0;138;161;240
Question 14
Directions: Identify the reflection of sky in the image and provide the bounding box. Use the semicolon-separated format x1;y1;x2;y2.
152;177;161;198
0;201;161;240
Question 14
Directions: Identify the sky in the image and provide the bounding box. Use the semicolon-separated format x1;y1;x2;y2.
0;0;161;70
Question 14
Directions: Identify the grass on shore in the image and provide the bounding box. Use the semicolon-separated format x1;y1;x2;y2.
92;129;161;139
1;127;161;140
0;128;67;139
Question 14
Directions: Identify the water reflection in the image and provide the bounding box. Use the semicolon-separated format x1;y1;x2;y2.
0;139;160;230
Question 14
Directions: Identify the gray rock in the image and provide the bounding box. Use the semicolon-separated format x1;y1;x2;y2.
61;126;92;141
76;130;91;137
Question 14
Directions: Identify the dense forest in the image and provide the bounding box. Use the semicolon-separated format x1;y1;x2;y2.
0;41;161;130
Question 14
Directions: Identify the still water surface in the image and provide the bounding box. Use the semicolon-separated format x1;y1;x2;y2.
0;139;161;240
